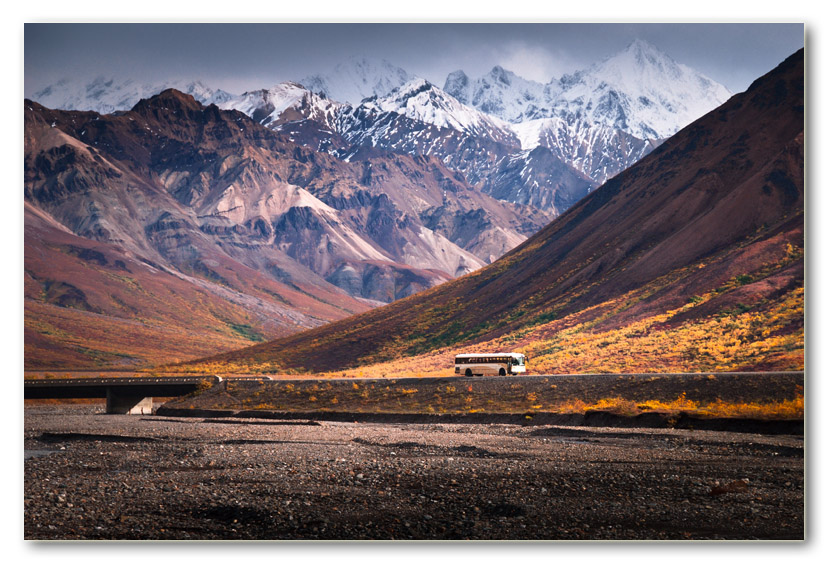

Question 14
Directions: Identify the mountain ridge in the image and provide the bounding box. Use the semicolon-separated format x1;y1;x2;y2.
31;76;234;116
30;42;731;221
24;85;555;368
443;39;732;139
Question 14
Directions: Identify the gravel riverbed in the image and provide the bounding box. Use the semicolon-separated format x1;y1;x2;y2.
24;405;804;540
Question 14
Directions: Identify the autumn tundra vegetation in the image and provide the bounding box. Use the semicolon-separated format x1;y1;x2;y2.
162;373;803;422
179;244;803;379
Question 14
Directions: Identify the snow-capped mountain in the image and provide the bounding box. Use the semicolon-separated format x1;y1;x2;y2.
511;117;661;185
444;39;732;140
30;76;234;115
180;73;663;213
223;77;600;212
356;78;518;147
332;79;595;211
29;40;732;219
299;57;413;105
444;66;548;123
220;82;342;130
550;39;732;139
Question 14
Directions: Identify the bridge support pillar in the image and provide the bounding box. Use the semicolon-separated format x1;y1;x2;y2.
106;389;153;415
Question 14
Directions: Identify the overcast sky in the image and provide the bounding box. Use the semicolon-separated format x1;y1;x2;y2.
25;23;804;101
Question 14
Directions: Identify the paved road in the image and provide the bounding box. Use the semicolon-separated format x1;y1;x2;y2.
318;371;804;383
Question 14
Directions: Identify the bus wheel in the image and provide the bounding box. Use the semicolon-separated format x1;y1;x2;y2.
499;368;506;376
465;369;473;377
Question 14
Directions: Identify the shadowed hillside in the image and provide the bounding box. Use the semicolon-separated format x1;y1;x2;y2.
180;49;804;375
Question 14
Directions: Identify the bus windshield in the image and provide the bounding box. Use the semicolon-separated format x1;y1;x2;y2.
513;356;525;366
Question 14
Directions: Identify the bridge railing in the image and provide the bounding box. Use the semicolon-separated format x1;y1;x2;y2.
24;376;223;414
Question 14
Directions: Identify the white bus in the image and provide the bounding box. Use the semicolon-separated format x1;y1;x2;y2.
454;353;527;377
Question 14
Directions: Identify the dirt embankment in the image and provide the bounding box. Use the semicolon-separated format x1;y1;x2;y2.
159;372;804;435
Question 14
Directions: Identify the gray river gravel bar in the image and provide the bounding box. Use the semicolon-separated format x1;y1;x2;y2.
24;405;804;540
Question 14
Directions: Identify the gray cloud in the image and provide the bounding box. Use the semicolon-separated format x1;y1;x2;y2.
24;23;804;97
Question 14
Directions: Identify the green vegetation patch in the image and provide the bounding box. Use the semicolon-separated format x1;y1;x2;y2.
72;346;140;366
225;321;266;343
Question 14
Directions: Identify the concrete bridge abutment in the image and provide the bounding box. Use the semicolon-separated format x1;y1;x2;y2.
105;389;153;415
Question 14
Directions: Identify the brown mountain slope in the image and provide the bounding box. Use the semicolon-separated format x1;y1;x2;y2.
24;202;372;369
25;92;550;300
187;49;804;374
24;96;378;368
24;88;551;368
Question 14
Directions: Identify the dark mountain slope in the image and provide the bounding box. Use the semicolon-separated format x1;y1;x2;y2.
192;49;804;374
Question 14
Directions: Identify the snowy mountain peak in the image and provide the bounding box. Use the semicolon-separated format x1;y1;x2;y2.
626;38;664;59
444;70;470;102
379;78;447;109
488;65;513;85
566;37;685;87
552;40;732;138
444;39;732;139
30;76;235;115
299;57;414;105
219;82;341;128
443;65;548;123
362;78;516;144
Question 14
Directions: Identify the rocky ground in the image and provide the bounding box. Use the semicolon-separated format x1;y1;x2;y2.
24;404;804;540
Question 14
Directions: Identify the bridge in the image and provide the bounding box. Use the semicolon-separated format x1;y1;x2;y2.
24;376;222;414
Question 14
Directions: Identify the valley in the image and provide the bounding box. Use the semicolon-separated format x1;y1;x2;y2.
22;24;806;544
25;39;743;371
